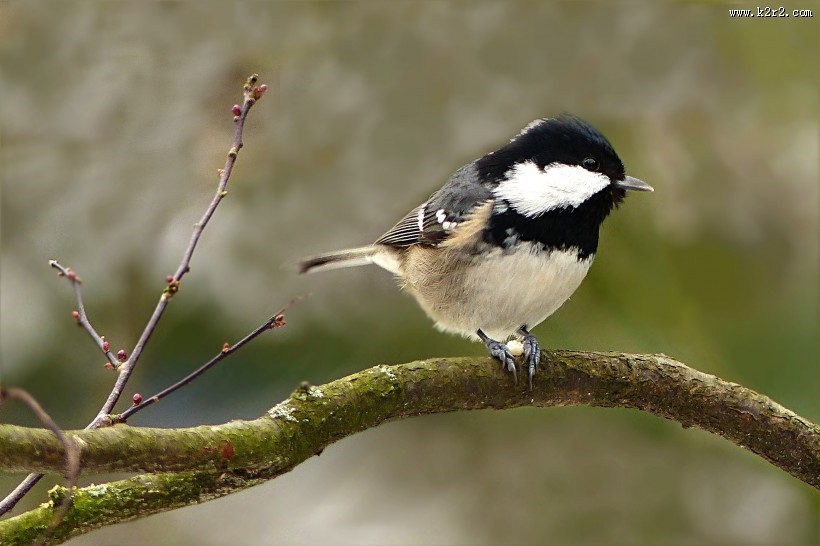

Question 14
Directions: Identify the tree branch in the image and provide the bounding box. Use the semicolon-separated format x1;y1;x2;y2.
0;74;269;517
0;388;80;545
0;351;817;544
87;75;268;429
47;261;120;368
117;303;292;422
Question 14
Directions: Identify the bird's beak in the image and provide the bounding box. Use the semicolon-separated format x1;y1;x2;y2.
616;176;654;192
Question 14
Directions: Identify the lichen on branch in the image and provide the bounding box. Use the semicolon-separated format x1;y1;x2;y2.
0;351;818;546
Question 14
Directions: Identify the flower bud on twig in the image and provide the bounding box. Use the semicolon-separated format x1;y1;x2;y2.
164;279;180;297
271;314;286;329
252;84;268;100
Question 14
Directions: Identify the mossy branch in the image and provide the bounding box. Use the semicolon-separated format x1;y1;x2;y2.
1;351;818;545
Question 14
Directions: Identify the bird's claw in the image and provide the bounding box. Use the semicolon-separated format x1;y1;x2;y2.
520;333;540;391
481;336;518;384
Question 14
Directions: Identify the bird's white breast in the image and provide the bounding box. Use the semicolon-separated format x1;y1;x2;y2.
400;242;593;341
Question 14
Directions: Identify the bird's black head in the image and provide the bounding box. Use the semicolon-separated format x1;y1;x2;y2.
479;114;652;259
520;114;626;184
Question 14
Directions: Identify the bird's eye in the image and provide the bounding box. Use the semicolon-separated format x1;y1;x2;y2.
582;158;599;172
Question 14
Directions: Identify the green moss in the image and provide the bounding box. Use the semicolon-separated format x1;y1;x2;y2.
1;354;817;545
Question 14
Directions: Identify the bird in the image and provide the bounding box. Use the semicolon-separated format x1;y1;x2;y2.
298;114;653;389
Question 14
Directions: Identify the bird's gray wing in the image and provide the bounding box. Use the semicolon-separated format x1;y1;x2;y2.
375;163;493;248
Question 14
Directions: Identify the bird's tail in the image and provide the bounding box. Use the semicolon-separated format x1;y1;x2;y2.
297;246;379;274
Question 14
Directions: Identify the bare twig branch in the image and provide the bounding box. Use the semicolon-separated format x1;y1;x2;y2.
0;352;817;545
0;476;43;520
47;261;119;367
118;297;301;422
0;74;267;517
171;75;266;284
91;74;267;428
0;388;79;544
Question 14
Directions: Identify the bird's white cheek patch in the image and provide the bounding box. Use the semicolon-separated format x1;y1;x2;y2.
493;161;610;217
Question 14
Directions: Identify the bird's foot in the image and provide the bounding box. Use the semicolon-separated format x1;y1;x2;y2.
477;329;517;384
518;327;540;391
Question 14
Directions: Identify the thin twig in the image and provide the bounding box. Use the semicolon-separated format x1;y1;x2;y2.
0;475;43;518
0;388;80;544
47;261;119;367
90;74;267;428
118;297;301;422
171;77;264;283
0;74;267;517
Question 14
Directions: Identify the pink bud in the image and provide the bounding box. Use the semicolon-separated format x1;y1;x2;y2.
66;269;77;281
166;275;174;284
102;341;111;352
271;314;286;329
71;310;80;322
117;349;127;362
132;393;143;405
231;104;242;116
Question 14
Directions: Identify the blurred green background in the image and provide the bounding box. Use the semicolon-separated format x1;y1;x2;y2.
1;1;818;544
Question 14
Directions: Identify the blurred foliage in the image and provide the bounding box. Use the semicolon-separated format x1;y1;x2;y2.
1;1;818;544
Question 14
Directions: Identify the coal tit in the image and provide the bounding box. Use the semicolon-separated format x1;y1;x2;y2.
299;114;653;388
